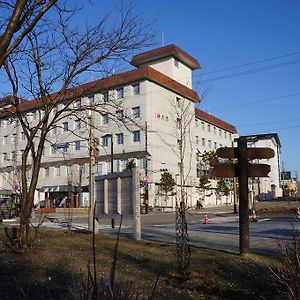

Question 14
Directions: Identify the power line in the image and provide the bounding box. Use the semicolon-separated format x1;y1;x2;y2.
208;92;300;112
238;117;300;128
196;51;300;76
197;58;300;84
242;123;300;135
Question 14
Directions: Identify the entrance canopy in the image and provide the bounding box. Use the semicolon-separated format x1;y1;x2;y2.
39;185;88;193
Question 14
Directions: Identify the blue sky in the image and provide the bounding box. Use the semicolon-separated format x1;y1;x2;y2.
88;0;300;177
2;1;300;177
134;0;300;177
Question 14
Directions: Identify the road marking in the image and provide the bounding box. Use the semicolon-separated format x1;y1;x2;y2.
257;218;271;223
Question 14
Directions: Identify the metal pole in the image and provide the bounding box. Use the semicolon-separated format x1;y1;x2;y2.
110;133;114;173
110;133;114;227
88;111;94;231
237;137;250;254
144;121;149;214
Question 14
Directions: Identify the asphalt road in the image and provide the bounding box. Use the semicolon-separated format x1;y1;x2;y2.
29;206;299;254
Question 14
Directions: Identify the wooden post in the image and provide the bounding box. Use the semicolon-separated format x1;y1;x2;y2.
237;137;250;254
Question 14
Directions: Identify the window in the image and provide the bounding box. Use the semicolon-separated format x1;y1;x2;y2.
116;133;124;145
51;145;56;154
67;165;72;176
63;122;68;131
94;162;102;175
117;87;124;99
103;91;109;103
208;139;211;148
12;134;16;143
138;157;145;168
208;124;211;132
117;110;124;121
177;118;181;129
132;106;140;118
214;142;217;149
201;122;205;130
102;135;109;147
195;119;199;127
133;130;140;143
176;97;181;107
75;119;81;130
132;83;140;95
55;166;60;176
177;139;181;148
75;98;81;108
196;136;199;145
88;96;94;105
75;141;81;151
44;167;49;177
102;114;109;125
202;138;205;146
174;59;179;67
21;132;26;140
213;127;216;134
52;125;58;134
53;106;58;115
219;129;222;137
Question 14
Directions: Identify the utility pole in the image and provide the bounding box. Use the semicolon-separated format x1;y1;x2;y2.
88;109;98;232
110;133;115;228
144;121;149;214
110;133;114;173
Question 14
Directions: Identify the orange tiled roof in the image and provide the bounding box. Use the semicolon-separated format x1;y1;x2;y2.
0;66;200;118
195;108;237;134
131;44;200;70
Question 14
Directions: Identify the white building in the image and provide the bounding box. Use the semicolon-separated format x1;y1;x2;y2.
0;44;238;209
245;133;282;200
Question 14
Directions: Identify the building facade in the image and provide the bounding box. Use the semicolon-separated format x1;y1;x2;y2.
245;133;282;200
0;44;238;209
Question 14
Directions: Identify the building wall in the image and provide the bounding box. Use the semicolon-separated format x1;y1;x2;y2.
0;45;240;208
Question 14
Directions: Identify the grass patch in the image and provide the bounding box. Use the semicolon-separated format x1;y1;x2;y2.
0;228;282;299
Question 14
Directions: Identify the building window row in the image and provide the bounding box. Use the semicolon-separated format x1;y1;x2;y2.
104;82;140;102
101;130;141;147
101;106;141;126
197;119;233;140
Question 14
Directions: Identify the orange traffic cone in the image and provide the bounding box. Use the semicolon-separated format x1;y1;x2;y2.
203;214;208;224
251;210;258;222
295;208;300;221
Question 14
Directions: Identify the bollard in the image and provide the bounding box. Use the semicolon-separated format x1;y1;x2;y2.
111;218;115;229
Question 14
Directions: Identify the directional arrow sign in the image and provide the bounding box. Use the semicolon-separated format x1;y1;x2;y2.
212;163;270;178
216;147;275;160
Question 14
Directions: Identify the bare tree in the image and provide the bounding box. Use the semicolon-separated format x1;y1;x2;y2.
172;96;195;281
1;1;153;249
0;0;58;68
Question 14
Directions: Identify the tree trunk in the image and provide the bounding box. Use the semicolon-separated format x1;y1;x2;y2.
18;194;34;249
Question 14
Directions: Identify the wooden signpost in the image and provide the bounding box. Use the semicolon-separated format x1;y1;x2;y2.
213;137;275;255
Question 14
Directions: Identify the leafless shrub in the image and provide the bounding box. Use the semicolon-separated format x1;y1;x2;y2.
271;224;300;300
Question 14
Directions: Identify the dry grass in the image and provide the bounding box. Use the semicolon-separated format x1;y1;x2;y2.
0;228;282;299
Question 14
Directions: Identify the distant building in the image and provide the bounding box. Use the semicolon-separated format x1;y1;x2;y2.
246;133;282;200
